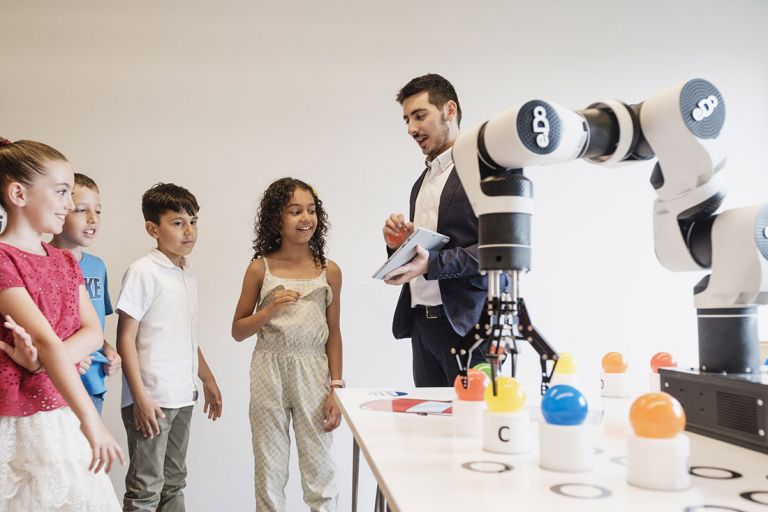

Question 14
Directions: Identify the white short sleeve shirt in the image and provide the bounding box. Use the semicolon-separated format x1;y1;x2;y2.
117;249;199;408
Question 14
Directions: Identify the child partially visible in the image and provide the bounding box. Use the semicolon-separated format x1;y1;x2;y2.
51;172;121;415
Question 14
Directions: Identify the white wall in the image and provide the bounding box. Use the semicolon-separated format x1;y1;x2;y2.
2;1;768;510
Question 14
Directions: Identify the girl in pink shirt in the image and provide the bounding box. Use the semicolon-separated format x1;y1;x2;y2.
0;138;123;511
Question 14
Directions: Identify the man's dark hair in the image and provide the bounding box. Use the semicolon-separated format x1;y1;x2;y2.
142;182;199;224
396;73;462;126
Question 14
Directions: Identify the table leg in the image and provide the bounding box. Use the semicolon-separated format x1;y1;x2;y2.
352;438;360;512
375;485;384;512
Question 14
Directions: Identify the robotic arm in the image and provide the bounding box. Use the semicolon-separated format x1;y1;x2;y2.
628;81;767;374
452;99;598;393
453;78;768;394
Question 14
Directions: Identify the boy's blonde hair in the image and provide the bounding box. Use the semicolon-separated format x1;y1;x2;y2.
74;172;99;192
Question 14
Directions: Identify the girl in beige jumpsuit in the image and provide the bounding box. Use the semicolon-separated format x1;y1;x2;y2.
232;178;343;512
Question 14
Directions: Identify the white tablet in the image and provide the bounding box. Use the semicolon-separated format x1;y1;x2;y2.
372;227;450;280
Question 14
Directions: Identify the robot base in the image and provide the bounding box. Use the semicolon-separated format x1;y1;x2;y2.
659;368;768;454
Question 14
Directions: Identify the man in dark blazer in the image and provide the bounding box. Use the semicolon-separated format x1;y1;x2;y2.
383;74;488;387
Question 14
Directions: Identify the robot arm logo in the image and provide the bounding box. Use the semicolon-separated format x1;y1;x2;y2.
679;79;725;139
692;95;719;122
532;106;551;148
516;100;562;155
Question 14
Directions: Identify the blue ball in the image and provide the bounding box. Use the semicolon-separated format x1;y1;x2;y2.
541;385;588;426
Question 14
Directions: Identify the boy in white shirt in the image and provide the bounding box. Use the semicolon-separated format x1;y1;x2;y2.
116;182;222;512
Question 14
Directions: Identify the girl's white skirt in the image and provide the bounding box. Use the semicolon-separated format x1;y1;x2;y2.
0;407;120;512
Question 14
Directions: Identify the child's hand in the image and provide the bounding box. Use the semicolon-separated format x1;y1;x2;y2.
80;416;125;473
133;395;165;438
202;377;222;421
103;343;122;376
265;290;300;319
0;314;40;372
78;354;93;375
322;393;342;432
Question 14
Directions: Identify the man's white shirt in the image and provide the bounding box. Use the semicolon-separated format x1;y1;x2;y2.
410;147;453;307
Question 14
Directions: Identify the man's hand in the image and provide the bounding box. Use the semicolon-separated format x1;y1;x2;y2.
0;315;39;372
103;343;122;376
202;377;222;421
322;392;342;432
383;245;429;285
383;213;414;249
133;395;165;439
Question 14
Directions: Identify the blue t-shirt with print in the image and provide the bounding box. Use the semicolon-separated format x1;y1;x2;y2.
79;252;113;396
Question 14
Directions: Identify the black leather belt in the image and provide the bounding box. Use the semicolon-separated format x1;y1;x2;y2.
415;304;445;319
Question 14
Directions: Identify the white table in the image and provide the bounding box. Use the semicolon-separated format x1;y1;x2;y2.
335;387;768;512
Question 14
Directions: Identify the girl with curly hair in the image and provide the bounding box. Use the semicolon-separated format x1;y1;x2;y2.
231;177;342;511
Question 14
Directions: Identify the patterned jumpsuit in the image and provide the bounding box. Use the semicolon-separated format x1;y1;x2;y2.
249;259;338;512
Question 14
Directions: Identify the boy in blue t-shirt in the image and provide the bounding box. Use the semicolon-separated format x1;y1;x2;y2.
51;172;121;414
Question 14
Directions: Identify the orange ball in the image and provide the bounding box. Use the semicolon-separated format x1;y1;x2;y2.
385;229;407;247
629;392;686;438
454;369;489;401
650;352;677;374
601;352;627;374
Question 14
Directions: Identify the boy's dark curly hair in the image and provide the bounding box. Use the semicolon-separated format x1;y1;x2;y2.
252;178;329;267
